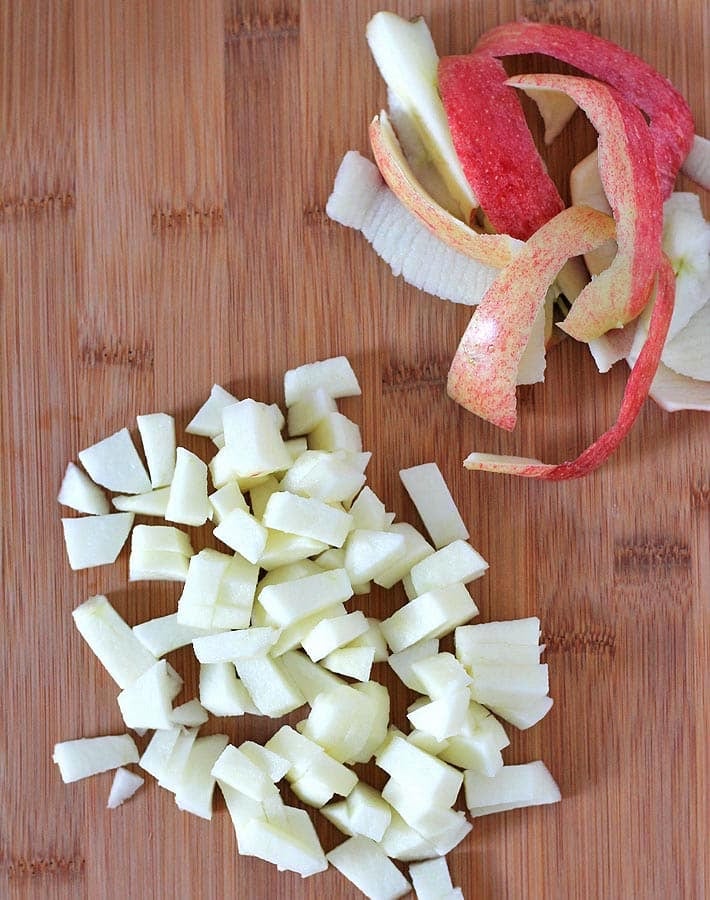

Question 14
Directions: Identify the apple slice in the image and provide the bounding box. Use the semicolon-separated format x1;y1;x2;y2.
509;72;663;342
462;254;676;478
437;51;565;241
365;11;477;222
447;204;616;430
473;20;695;198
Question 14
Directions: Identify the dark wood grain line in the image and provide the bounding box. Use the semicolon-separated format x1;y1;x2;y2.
691;484;709;508
382;360;449;393
225;8;299;41
151;205;225;232
302;203;334;227
79;339;155;368
543;626;616;655
614;542;692;570
5;855;85;878
522;0;602;32
0;192;75;216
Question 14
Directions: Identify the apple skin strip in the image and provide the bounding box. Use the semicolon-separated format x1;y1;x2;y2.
368;111;522;269
462;255;676;480
447;205;617;431
473;20;695;199
437;51;565;241
507;73;663;342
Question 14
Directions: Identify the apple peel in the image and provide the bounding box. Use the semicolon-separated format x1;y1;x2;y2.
369;111;522;269
509;73;663;342
462;255;676;479
437;51;565;241
473;20;695;199
447;205;617;430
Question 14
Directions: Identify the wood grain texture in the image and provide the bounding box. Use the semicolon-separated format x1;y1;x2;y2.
1;1;707;898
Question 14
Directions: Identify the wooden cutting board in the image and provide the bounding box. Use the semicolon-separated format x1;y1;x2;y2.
2;1;708;898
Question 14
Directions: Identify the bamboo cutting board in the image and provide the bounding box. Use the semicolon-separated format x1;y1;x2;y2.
2;1;708;898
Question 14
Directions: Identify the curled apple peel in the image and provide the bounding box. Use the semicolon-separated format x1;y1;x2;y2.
462;255;676;480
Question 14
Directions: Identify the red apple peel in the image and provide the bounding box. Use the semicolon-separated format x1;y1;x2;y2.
462;254;676;480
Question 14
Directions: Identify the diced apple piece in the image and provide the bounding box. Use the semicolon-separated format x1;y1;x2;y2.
174;733;229;819
308;412;362;453
380;583;478;653
376;731;463;809
409;539;488;595
154;728;199;792
464;761;561;816
199;662;257;717
347;486;391;531
237;806;328;878
132;523;193;556
192;626;280;663
320;799;355;836
209;481;249;524
265;726;327;782
438;719;505;777
239;741;290;784
234;656;306;718
171;699;209;728
379;810;439;862
186;384;238;437
327;835;410;900
345;781;392;842
284;356;361;406
62;512;134;570
381;777;466;840
490;695;555;731
57;461;110;515
218;779;270;834
406;688;470;740
349;681;391;764
409;857;462;900
302;611;369;662
78;427;151;494
221;398;292;479
248;476;281;520
388;639;440;692
138;727;182;782
72;595;156;689
133;613;216;658
411;652;472;698
177;548;233;628
469;662;549;710
136;413;176;488
211;744;281;801
107;766;144;808
112;486;170;517
258;530;329;571
257;568;353;627
279;649;347;702
280;450;366;504
407;729;451;757
213;507;268;564
299;684;379;764
321;646;376;682
366;11;477;222
164;447;210;526
262;491;353;548
399;463;469;549
128;523;192;581
117;660;183;730
347;617;389;662
286;388;338;437
343;529;407;584
268;603;348;657
289;750;358;809
53;734;139;783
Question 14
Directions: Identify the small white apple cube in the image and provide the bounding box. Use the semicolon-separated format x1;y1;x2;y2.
174;733;229;819
262;491;353;548
268;603;348;657
406;688;470;741
210;743;282;801
171;699;209;728
209;481;249;524
257;568;353;627
455;617;542;665
279;649;347;702
380;583;478;653
491;695;555;730
248;475;280;519
410;651;472;698
199;662;257;717
468;662;549;709
280;450;365;503
186;383;238;437
78;427;151;494
326;836;410;900
301;610;369;662
464;761;561;816
234;656;306;718
372;522;434;589
381;777;466;840
138;727;183;782
376;731;463;809
177;548;233;628
132;613;215;658
213;554;260;630
286;387;338;436
299;683;379;764
284;356;361;406
213;507;268;564
62;512;134;570
387;638;440;692
57;461;110;515
379;809;439;862
136;412;176;488
53;734;139;783
408;539;488;594
72;595;157;689
192;626;280;663
258;530;330;571
222;398;292;478
112;486;170;517
399;462;469;549
347;485;392;530
347;617;389;662
237;804;328;878
107;766;144;809
321;646;376;682
117;660;183;730
289;750;358;809
308;412;362;453
349;681;391;763
345;781;392;842
409;857;463;900
165;447;211;526
343;528;407;584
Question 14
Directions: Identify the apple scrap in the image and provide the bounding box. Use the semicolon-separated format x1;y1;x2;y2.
54;356;560;898
327;12;710;479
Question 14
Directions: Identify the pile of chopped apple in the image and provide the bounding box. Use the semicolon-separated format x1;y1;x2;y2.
55;356;560;899
327;13;709;479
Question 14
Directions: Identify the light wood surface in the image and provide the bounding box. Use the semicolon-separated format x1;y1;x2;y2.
2;2;708;898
